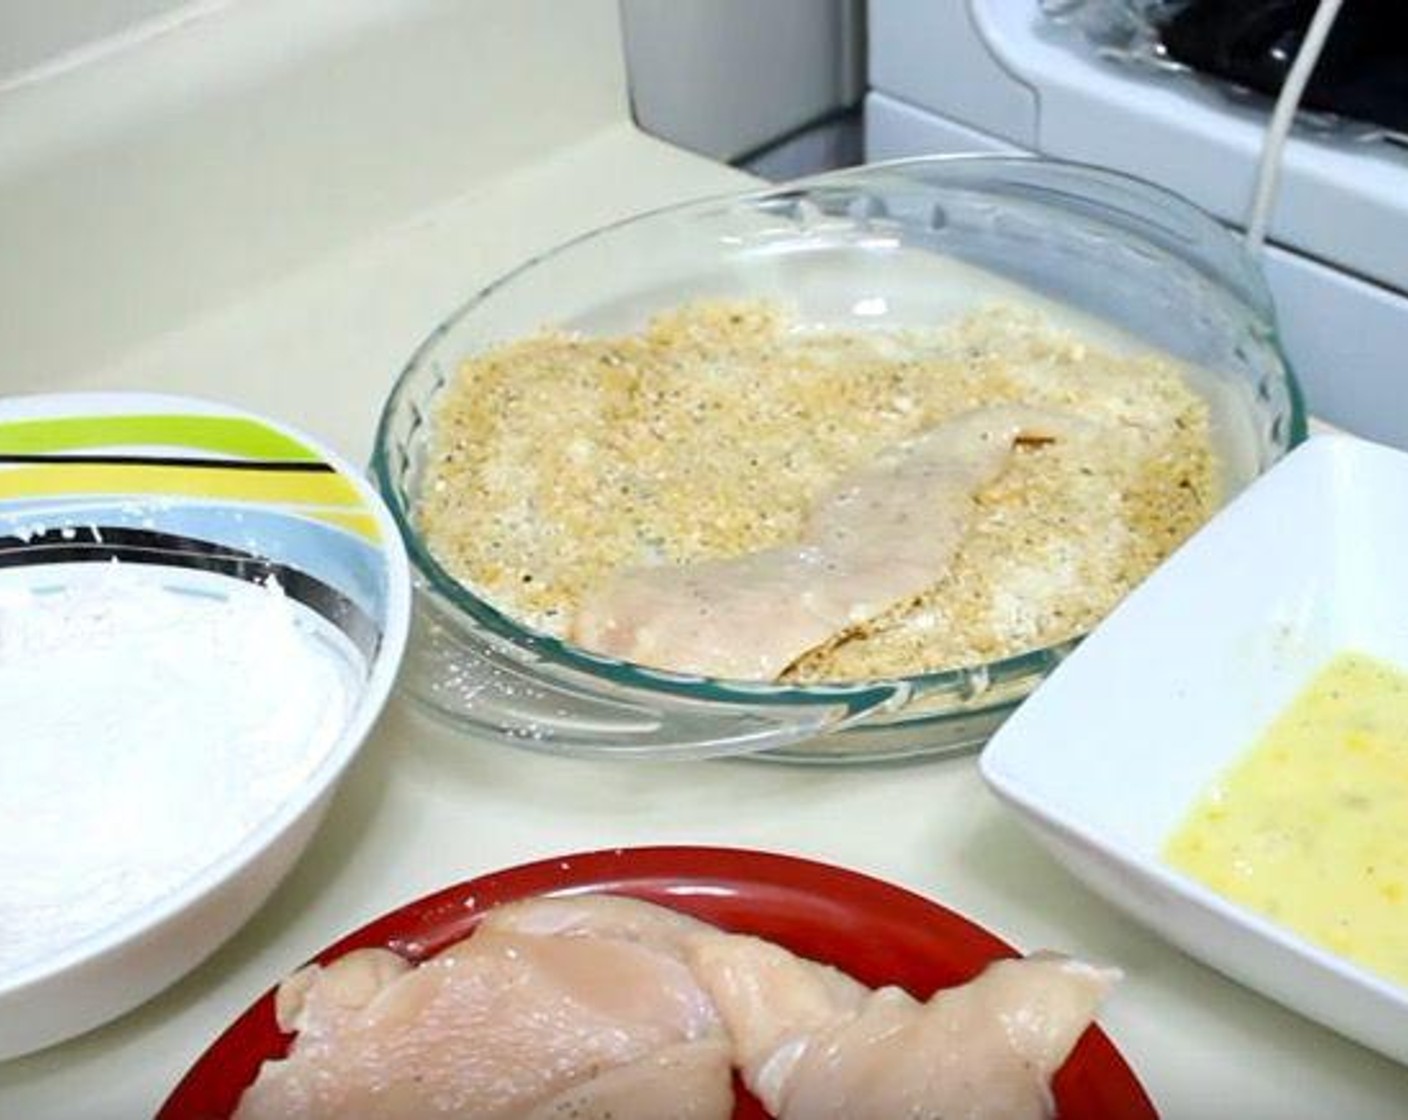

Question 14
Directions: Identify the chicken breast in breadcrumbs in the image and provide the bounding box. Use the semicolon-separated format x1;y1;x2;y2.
418;300;1216;682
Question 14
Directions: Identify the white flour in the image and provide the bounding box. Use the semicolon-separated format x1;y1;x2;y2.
0;565;356;980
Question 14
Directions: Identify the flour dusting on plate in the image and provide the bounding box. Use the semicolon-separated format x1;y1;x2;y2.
0;564;358;979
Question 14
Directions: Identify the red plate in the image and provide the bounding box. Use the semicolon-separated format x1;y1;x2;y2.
160;846;1157;1119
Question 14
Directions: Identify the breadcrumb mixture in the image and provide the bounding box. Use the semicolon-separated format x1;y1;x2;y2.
419;301;1217;682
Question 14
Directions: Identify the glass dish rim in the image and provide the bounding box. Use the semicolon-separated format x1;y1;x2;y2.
370;152;1308;717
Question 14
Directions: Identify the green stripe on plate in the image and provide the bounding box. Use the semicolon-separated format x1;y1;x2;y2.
0;414;322;462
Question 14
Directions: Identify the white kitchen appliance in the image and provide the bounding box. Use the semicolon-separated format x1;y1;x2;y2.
867;1;1408;448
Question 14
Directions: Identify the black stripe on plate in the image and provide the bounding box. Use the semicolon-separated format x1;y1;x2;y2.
0;453;337;472
0;526;381;662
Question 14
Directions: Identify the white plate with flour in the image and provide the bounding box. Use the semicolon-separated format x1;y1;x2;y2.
0;392;411;1059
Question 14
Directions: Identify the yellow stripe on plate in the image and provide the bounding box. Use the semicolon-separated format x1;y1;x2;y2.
300;507;383;543
0;462;367;508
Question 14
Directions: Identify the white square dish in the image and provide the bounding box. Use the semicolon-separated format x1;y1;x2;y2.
980;432;1408;1065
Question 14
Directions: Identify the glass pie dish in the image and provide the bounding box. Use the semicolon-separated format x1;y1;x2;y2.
371;155;1304;763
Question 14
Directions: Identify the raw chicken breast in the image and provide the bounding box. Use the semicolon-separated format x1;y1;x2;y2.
272;947;411;1041
235;892;1119;1120
686;931;871;1107
477;892;718;957
234;897;728;1120
692;935;1117;1120
572;405;1087;679
525;1039;734;1120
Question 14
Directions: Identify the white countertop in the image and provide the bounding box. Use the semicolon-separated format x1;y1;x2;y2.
2;4;1407;1117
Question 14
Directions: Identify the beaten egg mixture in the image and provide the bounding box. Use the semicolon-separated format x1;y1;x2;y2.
1166;652;1408;988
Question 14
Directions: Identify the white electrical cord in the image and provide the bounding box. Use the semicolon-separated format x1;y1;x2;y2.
1243;0;1347;252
